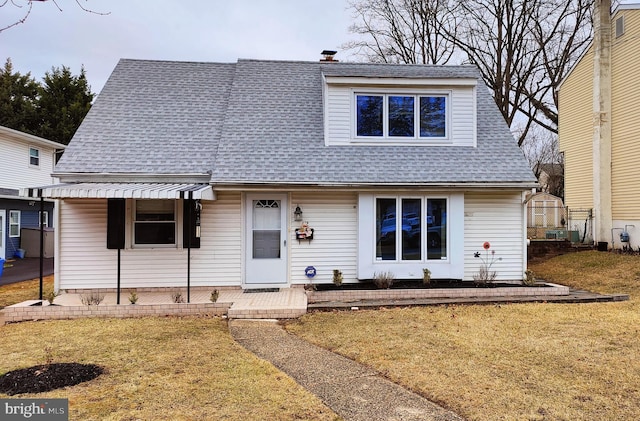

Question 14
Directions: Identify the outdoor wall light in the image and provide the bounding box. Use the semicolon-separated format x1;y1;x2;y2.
294;205;303;221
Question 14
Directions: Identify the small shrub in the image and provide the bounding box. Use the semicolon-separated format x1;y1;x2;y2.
473;266;497;286
128;291;138;304
422;268;432;285
44;289;60;305
80;292;105;306
333;269;343;287
210;290;219;303
473;242;501;286
170;291;185;303
523;270;537;286
373;271;395;289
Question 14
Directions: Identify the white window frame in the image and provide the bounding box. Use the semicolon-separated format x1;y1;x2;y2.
9;210;21;237
132;199;178;248
39;211;49;228
29;147;40;167
374;195;449;262
353;89;450;143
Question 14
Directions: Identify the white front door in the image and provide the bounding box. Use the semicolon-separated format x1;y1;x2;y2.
0;210;5;259
245;194;288;286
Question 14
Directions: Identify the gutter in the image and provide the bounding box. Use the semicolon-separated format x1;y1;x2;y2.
211;181;539;191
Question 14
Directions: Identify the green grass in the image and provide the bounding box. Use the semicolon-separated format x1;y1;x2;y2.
287;251;640;420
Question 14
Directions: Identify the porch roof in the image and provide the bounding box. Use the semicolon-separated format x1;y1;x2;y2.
22;183;215;200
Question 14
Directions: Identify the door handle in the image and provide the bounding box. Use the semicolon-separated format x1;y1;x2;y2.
284;239;287;247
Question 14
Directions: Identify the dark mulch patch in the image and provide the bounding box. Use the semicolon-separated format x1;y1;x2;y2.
314;280;529;291
0;363;103;395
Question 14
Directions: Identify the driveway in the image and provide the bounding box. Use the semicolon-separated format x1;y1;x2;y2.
0;258;54;286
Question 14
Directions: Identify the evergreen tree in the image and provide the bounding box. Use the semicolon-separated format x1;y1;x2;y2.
0;58;39;133
35;65;94;144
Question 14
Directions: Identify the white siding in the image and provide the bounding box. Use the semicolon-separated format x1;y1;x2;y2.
0;136;58;190
290;192;358;285
464;192;525;281
325;84;476;146
192;192;242;285
57;193;243;290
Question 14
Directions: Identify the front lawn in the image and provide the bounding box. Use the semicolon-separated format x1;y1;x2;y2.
0;275;54;309
287;251;640;420
0;317;338;420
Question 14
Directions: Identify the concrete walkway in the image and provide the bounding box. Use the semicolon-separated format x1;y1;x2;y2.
229;319;464;421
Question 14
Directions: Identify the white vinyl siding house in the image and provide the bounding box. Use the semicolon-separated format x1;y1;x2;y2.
1;126;64;259
0;127;60;190
26;59;536;292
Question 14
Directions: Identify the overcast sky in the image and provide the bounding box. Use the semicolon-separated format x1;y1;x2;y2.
2;0;354;95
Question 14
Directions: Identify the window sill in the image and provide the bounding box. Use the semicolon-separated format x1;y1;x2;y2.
350;138;451;146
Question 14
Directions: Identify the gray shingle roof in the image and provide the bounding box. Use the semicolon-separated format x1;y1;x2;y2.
56;58;536;186
56;59;235;175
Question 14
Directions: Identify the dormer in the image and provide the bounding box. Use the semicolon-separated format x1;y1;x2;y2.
321;66;478;147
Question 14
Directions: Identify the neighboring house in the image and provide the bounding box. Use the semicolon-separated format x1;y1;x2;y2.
0;125;65;260
25;58;536;292
525;192;568;240
534;163;564;199
559;1;640;249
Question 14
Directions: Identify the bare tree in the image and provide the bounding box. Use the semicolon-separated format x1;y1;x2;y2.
1;0;109;33
345;0;458;64
345;0;594;146
521;125;564;198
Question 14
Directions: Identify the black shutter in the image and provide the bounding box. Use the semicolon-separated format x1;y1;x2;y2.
107;198;126;249
183;199;201;248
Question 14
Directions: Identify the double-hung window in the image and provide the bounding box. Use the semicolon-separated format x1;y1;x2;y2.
375;197;447;261
356;93;447;139
9;210;21;237
133;200;176;246
29;147;40;167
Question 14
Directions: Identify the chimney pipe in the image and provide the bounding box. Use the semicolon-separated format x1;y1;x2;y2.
592;0;612;245
320;50;338;62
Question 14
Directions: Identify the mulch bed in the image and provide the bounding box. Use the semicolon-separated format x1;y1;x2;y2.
0;363;103;395
314;280;529;291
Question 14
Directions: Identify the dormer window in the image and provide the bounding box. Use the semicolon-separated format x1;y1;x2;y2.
355;93;447;140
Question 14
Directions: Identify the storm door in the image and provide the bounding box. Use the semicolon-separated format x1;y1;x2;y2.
245;194;288;286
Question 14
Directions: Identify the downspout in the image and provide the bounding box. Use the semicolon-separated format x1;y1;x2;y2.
593;0;613;246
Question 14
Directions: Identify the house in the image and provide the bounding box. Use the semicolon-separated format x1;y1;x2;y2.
534;163;564;199
24;57;537;292
559;0;640;249
1;125;65;260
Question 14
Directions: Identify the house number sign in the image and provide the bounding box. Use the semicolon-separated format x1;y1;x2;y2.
304;266;316;278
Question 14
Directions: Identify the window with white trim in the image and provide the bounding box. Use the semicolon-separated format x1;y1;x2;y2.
9;210;21;237
133;200;176;246
355;93;447;139
39;211;49;228
29;147;40;167
375;197;447;261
